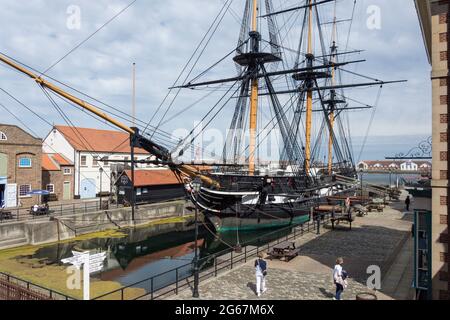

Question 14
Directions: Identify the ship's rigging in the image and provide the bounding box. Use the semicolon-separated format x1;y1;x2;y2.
0;0;407;232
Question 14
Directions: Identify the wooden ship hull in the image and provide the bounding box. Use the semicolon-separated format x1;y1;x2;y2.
188;173;358;232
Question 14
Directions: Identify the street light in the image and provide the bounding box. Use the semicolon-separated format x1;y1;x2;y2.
192;177;202;298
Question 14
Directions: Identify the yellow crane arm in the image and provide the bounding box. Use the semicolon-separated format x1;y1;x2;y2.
0;53;134;135
0;53;220;189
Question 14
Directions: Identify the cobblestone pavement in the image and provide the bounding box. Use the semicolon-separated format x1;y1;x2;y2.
172;265;390;300
171;201;413;300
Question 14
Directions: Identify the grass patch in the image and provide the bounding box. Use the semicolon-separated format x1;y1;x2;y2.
0;215;193;299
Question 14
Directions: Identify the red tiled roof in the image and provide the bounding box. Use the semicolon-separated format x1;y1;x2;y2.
42;154;59;171
42;153;74;171
52;153;73;166
55;125;148;154
124;169;182;187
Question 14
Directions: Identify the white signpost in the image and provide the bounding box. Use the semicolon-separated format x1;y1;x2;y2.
61;251;107;300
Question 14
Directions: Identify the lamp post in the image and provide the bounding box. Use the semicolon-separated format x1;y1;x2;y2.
359;168;363;200
192;177;202;298
99;167;104;209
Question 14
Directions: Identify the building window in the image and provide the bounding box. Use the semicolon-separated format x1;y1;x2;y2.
136;188;142;196
103;156;109;166
19;157;32;168
92;157;99;167
63;168;72;175
0;132;6;141
80;155;87;166
19;184;31;197
46;184;55;194
142;188;148;194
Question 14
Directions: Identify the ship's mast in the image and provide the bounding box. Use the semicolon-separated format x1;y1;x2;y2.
249;0;259;176
328;0;337;175
305;0;314;174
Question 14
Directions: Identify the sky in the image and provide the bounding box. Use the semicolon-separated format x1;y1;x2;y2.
0;0;432;161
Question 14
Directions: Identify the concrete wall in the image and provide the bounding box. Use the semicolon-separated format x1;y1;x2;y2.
0;200;186;250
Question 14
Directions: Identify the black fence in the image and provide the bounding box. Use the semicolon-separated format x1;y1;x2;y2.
0;199;104;224
0;272;76;300
92;213;331;300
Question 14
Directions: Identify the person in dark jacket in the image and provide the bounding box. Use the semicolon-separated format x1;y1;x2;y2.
405;196;411;211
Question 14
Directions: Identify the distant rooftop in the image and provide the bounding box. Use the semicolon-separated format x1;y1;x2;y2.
54;125;148;154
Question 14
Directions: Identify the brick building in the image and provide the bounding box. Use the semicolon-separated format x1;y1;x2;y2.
415;0;450;300
42;153;75;202
0;124;42;208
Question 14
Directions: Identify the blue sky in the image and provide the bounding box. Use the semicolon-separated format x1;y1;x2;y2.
0;0;431;160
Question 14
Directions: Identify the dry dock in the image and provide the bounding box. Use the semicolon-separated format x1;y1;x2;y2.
171;194;421;300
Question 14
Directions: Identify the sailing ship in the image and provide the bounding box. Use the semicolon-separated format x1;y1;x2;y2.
0;0;405;232
173;0;405;231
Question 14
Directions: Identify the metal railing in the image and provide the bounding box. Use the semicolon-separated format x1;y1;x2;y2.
92;213;331;300
0;272;76;300
0;199;105;224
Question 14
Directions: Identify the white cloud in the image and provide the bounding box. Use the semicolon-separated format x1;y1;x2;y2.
0;0;431;159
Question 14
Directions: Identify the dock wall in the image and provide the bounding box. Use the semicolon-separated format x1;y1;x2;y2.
0;200;186;250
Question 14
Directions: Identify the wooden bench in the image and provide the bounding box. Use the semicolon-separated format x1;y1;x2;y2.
284;248;301;262
268;250;285;260
367;204;384;212
330;214;354;230
353;204;368;217
268;241;297;261
29;207;49;216
0;211;14;221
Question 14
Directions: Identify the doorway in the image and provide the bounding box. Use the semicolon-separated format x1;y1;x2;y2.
63;182;71;201
0;184;5;207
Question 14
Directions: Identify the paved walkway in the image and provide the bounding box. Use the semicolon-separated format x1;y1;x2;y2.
171;198;415;300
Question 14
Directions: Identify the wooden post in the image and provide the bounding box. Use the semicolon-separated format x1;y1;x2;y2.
248;0;259;176
305;0;313;174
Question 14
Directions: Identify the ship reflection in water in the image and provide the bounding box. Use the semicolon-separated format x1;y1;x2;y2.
30;217;293;294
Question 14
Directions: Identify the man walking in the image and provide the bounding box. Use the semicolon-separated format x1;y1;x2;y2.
255;252;267;297
405;195;411;212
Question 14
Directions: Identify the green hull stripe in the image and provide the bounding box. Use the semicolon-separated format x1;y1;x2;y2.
217;215;310;232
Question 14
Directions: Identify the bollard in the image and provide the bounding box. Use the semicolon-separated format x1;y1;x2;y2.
316;217;320;235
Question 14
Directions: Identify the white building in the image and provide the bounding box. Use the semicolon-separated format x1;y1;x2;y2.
43;126;155;199
357;160;431;172
400;160;418;171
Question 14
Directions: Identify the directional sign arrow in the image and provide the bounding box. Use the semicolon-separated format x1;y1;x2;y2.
60;251;107;300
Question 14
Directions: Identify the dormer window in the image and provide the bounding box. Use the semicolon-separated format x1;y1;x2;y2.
0;132;6;141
